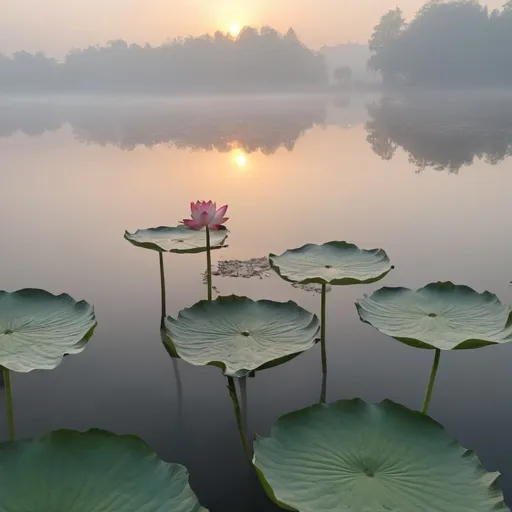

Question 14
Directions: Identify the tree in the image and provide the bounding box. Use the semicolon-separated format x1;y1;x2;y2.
368;8;407;84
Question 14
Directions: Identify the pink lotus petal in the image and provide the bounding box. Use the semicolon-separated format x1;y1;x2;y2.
199;211;210;227
209;224;221;231
213;205;228;223
183;219;203;230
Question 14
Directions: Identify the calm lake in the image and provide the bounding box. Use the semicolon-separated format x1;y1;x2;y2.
1;91;511;511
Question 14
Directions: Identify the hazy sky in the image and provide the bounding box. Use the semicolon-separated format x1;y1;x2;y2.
1;0;504;57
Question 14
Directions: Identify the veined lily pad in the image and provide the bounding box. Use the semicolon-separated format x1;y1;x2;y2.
124;225;228;254
164;295;320;378
356;282;512;350
0;289;96;372
0;429;206;512
269;242;392;285
254;399;508;512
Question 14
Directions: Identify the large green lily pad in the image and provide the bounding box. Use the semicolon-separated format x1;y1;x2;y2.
164;295;320;378
269;242;392;285
254;399;508;512
124;225;228;254
0;429;206;512
0;289;96;372
356;282;512;350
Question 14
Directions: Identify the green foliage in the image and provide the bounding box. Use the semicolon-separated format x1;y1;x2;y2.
269;241;392;286
0;289;96;372
356;282;512;350
0;429;206;512
164;295;320;377
254;399;508;512
124;225;228;254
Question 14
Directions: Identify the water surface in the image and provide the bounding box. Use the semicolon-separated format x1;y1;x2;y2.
0;92;511;511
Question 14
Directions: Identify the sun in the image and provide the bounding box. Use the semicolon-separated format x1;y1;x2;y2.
231;149;248;169
229;23;241;37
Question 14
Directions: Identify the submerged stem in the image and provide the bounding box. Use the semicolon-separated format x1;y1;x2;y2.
320;283;327;403
227;376;251;463
422;348;441;415
159;251;166;328
239;376;248;433
3;367;15;440
206;227;212;302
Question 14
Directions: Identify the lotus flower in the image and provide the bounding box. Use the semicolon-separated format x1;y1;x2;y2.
183;201;229;231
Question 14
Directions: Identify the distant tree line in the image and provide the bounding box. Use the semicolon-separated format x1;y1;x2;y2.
0;27;328;93
369;0;512;86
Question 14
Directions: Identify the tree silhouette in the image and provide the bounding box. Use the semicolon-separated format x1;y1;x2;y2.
369;1;512;87
0;27;327;93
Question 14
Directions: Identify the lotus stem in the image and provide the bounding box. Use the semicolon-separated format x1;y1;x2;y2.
206;227;212;302
422;349;441;415
171;357;183;421
227;376;251;463
320;283;327;404
159;251;166;328
3;367;15;440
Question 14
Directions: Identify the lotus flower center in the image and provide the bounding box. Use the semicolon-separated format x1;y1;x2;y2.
363;468;375;478
325;265;333;269
241;331;250;337
428;313;437;318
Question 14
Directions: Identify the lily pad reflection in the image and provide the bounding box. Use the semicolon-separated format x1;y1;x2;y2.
254;399;508;512
164;295;320;378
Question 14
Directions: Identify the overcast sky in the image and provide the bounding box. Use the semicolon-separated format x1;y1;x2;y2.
1;0;504;57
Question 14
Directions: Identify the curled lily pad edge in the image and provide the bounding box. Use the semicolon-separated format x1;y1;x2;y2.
252;397;507;512
269;241;393;286
355;281;512;351
123;225;229;254
163;294;321;378
0;288;97;373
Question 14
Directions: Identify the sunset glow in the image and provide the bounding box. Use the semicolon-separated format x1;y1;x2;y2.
229;23;242;37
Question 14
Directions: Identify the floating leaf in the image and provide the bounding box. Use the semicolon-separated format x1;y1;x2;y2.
0;429;206;512
356;282;512;350
0;289;96;372
269;241;392;285
164;295;320;378
124;225;228;254
254;399;508;512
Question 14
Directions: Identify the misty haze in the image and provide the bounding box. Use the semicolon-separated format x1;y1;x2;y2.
1;2;512;512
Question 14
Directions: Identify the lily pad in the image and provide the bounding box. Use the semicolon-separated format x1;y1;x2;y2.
0;289;96;372
356;282;512;350
254;399;508;512
269;242;392;285
164;295;320;377
0;429;206;512
124;225;228;254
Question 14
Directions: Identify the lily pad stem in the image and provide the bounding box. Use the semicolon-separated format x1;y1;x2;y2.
159;251;166;328
3;367;15;440
206;227;212;302
227;376;251;463
320;283;327;403
422;349;441;415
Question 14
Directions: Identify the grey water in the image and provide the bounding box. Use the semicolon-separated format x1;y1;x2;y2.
0;91;511;511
